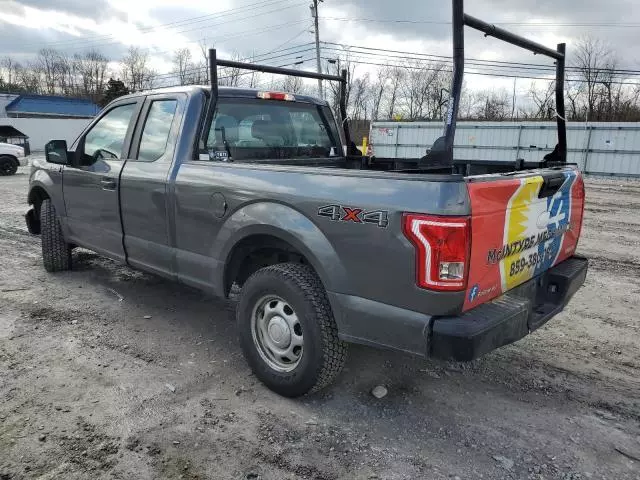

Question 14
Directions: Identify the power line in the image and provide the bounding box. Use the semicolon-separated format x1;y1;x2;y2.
151;19;312;57
154;57;316;87
136;19;309;66
322;42;640;77
200;42;314;64
27;2;309;54
152;52;312;80
254;30;312;59
19;0;303;50
321;46;640;78
148;39;640;91
137;3;309;40
145;44;317;86
239;45;317;64
150;49;317;82
320;17;640;28
321;56;640;86
218;57;316;80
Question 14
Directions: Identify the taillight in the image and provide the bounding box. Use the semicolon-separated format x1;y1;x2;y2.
574;172;586;241
257;91;295;101
403;214;470;291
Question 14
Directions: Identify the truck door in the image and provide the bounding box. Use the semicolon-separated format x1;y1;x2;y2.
119;94;184;278
63;99;143;262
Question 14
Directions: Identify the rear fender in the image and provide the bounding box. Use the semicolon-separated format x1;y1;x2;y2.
213;202;347;297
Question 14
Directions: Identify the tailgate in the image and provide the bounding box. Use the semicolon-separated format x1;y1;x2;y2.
463;167;585;312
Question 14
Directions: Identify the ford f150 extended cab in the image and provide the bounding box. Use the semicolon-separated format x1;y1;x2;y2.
25;0;587;397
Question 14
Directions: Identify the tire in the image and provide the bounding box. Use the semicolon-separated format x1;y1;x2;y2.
0;156;18;176
40;199;72;272
237;263;347;397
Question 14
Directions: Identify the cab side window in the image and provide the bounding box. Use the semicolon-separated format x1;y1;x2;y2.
81;103;136;165
137;100;178;162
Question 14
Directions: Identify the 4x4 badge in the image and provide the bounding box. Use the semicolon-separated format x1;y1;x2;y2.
318;205;389;228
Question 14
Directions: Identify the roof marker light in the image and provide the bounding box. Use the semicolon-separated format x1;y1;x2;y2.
257;91;295;101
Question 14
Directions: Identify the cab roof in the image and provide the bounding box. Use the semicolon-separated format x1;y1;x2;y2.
117;85;329;107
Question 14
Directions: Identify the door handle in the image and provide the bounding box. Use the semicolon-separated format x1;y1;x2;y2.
100;178;117;190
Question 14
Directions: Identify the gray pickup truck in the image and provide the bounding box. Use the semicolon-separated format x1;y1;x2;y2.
25;2;588;397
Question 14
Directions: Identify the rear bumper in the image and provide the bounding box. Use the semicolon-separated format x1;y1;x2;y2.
430;256;588;361
329;256;588;360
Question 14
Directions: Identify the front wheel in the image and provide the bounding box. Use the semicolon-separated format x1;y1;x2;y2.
40;199;72;272
0;156;18;176
237;263;347;397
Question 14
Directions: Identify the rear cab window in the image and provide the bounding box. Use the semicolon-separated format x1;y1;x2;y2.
201;97;342;163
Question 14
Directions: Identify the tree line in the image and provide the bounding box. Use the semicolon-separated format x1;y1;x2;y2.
1;38;638;120
322;38;640;123
0;47;155;106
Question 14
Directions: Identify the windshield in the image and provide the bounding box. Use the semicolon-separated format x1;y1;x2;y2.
204;98;342;162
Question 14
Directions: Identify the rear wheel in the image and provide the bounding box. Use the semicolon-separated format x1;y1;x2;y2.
237;263;347;397
0;156;18;176
40;199;72;272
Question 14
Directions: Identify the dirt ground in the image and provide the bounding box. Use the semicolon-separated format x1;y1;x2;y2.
1;167;639;480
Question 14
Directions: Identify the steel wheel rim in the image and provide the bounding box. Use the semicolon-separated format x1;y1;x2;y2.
0;161;11;175
251;295;304;372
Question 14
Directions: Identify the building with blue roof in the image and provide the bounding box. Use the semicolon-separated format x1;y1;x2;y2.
0;93;98;153
3;94;101;119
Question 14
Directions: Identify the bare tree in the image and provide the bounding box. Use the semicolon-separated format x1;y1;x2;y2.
399;61;424;120
349;73;371;120
37;48;60;94
459;84;483;119
18;61;42;94
76;50;109;98
399;60;448;120
244;52;260;89
428;69;451;120
325;57;357;118
385;67;404;120
121;47;154;92
190;62;208;85
279;75;305;94
527;81;555;119
172;48;193;86
1;56;20;87
564;79;584;120
198;39;212;83
218;52;243;87
572;37;614;121
370;68;389;121
55;52;76;96
474;89;511;120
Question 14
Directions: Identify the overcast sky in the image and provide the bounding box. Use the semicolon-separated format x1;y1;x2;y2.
1;0;639;92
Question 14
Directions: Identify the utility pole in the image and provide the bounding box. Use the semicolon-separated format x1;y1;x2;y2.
310;0;323;99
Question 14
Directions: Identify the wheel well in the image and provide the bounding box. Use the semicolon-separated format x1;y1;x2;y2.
28;186;50;214
224;234;309;297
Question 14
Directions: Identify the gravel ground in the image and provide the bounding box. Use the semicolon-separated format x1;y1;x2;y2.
1;167;639;480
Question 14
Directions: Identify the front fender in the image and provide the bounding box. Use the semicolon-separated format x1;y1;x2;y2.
28;159;67;225
212;201;348;296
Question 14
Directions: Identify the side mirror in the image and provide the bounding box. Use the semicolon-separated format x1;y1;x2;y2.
45;140;69;165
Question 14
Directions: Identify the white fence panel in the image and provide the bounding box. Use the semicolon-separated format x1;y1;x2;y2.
370;121;640;176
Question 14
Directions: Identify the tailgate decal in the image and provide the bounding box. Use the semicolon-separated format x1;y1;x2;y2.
464;169;583;311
